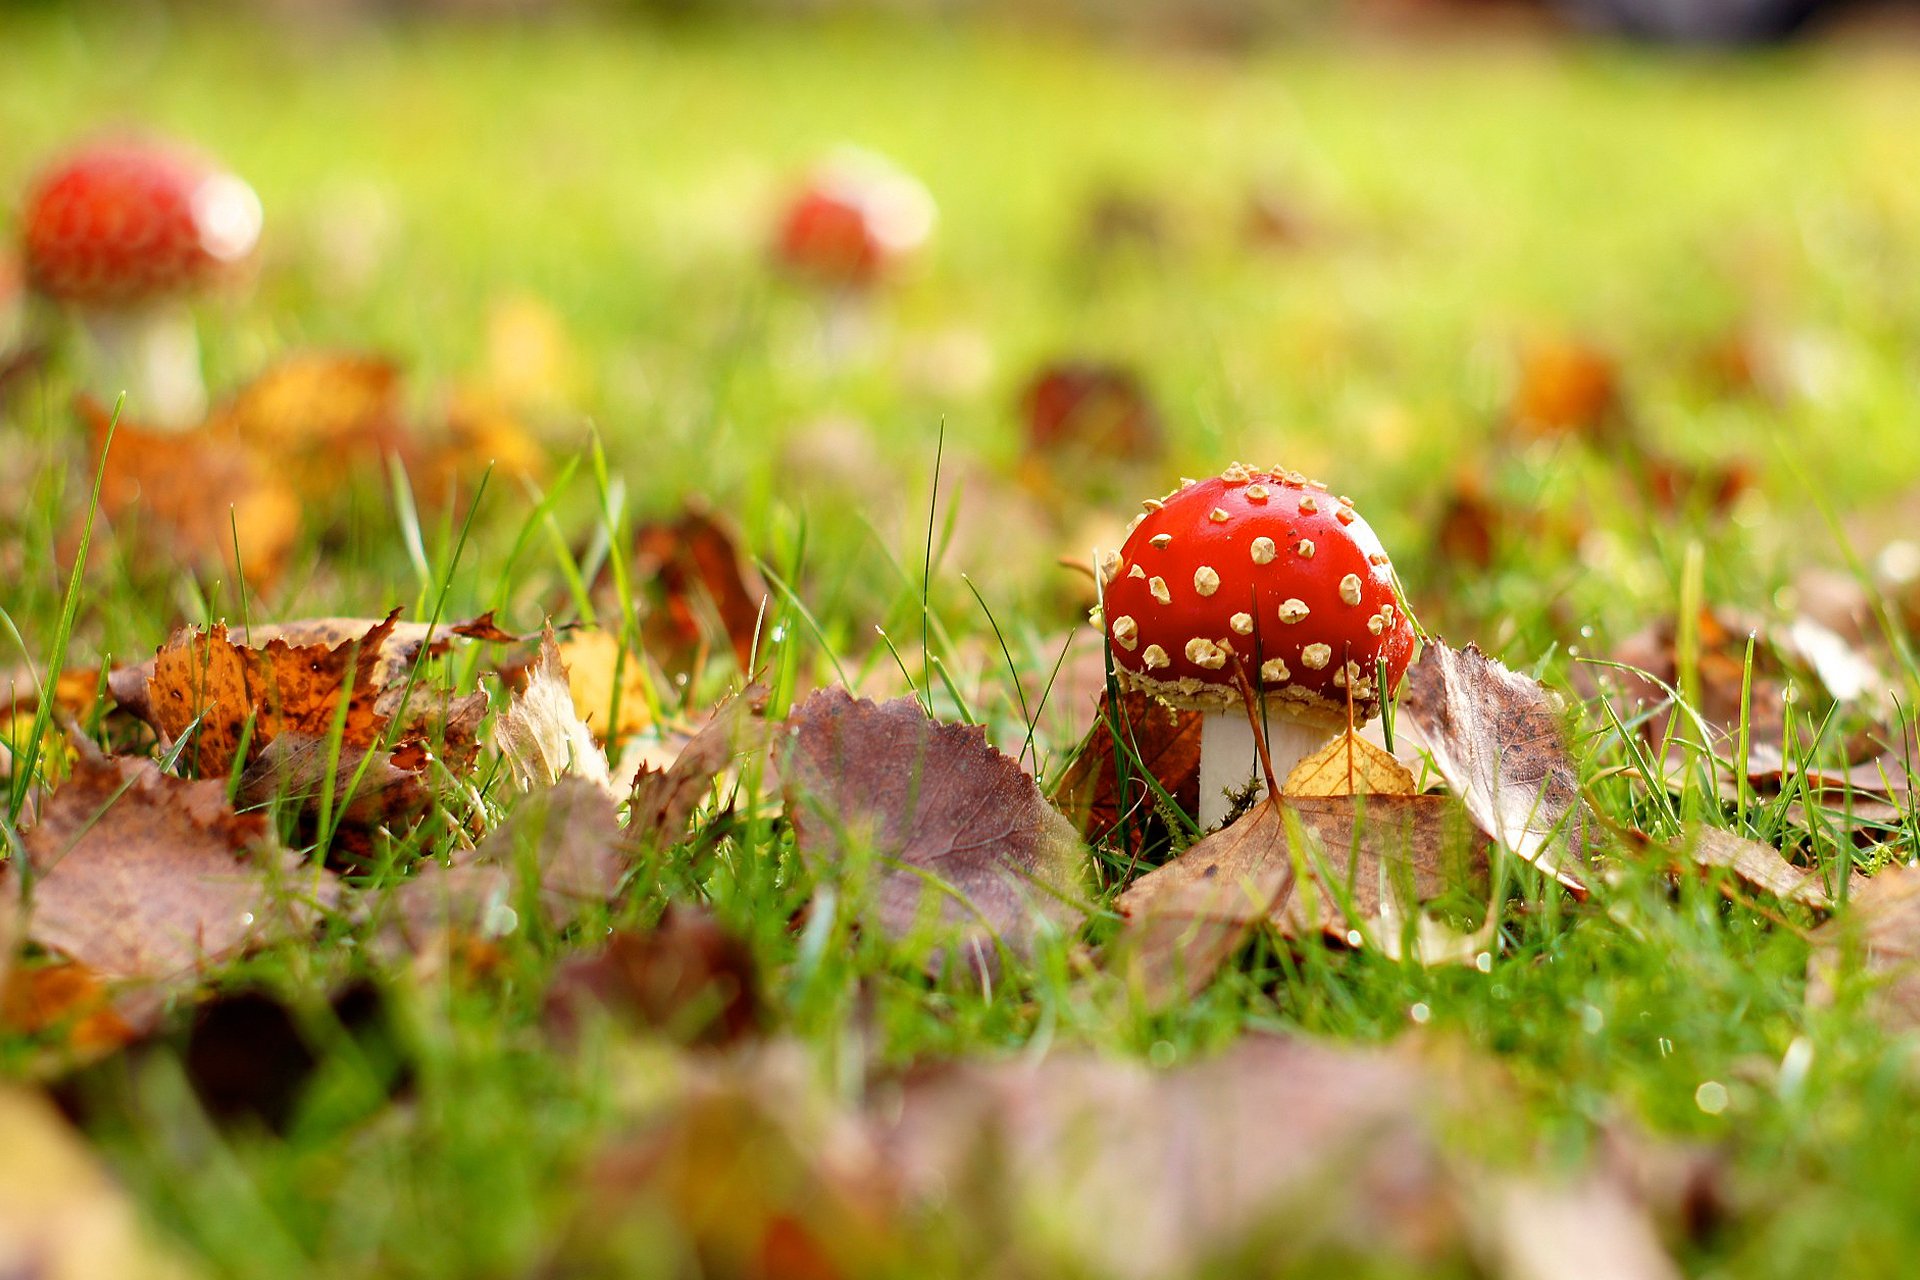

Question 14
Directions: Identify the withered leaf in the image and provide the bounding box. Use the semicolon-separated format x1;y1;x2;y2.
4;753;338;982
629;683;769;851
493;627;615;795
139;612;399;778
1686;826;1831;910
1115;793;1487;1002
782;688;1089;968
380;778;628;954
0;961;146;1065
1282;728;1416;797
209;350;409;497
1509;337;1623;441
1808;866;1920;1032
630;507;769;673
83;396;302;587
545;906;763;1048
877;1035;1455;1279
1474;1173;1682;1280
1401;641;1590;891
1052;689;1201;847
556;627;653;746
0;1084;199;1280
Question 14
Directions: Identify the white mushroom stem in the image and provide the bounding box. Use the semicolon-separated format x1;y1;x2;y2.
77;301;206;429
1198;709;1333;829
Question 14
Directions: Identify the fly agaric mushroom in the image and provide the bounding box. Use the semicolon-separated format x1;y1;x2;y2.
1095;463;1417;826
20;139;262;427
1021;361;1161;464
774;148;935;291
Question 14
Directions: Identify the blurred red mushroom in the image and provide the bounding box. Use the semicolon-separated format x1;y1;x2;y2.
1020;361;1162;464
20;139;261;427
773;149;934;292
1096;463;1417;825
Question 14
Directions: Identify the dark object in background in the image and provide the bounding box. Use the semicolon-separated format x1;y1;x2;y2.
1020;361;1162;463
184;982;399;1132
1547;0;1826;41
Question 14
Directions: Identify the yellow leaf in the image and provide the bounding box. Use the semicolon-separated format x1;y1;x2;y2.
557;627;654;746
1281;729;1415;797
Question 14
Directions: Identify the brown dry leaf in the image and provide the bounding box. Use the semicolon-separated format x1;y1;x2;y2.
0;961;145;1064
416;389;549;499
782;688;1089;970
380;778;628;955
877;1035;1457;1279
83;397;301;586
1686;825;1831;910
1283;728;1417;797
630;507;769;673
1808;866;1920;1032
629;683;769;851
3;753;338;982
1401;641;1591;892
1;666;102;721
494;627;615;795
107;612;513;730
556;627;653;746
575;1046;898;1279
1052;688;1202;848
1115;793;1488;1002
0;1084;200;1280
1510;337;1623;441
545;906;763;1048
209;351;409;495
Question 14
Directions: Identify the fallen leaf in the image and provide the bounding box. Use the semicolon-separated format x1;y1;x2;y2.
1808;866;1920;1032
1052;688;1202;849
545;906;763;1048
139;612;398;778
782;688;1089;970
0;961;144;1064
416;389;549;499
1282;728;1416;797
629;506;769;673
380;778;629;955
1686;825;1831;910
493;627;615;795
1115;793;1488;1002
0;1084;199;1279
555;627;653;746
209;351;409;498
83;397;301;586
1473;1172;1682;1280
482;293;583;409
2;752;338;982
877;1035;1457;1278
0;666;103;722
575;1045;897;1279
1510;337;1623;441
629;683;769;851
1401;641;1591;891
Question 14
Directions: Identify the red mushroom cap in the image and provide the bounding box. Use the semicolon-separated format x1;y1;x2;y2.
20;141;262;308
774;150;934;289
1096;463;1416;724
1021;361;1161;462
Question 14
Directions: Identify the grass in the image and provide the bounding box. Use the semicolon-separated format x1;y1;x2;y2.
6;8;1920;1277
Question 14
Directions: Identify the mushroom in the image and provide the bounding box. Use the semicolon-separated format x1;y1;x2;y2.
20;139;262;428
1021;360;1161;464
1095;463;1417;826
774;147;935;292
